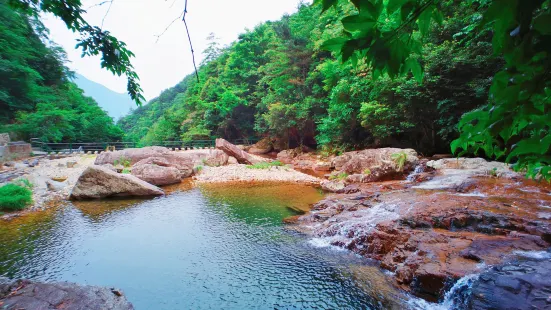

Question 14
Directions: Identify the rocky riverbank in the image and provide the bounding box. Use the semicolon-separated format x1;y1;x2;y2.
2;140;551;307
291;156;551;304
0;277;133;309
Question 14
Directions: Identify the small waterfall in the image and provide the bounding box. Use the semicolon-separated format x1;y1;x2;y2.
406;273;480;310
406;165;425;182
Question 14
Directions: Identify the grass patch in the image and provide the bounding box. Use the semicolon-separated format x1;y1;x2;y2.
329;172;349;181
391;151;408;171
246;160;284;169
0;184;32;211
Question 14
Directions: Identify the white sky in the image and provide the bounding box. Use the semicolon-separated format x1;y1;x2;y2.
43;0;311;101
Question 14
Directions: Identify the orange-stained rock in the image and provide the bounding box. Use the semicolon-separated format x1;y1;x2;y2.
296;175;551;300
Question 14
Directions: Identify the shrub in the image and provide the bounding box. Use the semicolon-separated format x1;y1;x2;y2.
0;184;33;211
246;160;284;169
391;151;408;172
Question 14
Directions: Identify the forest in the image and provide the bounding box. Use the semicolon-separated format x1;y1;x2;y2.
118;1;499;155
2;0;550;179
0;1;123;142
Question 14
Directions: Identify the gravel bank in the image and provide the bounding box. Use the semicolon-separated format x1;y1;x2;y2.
194;165;321;185
1;155;96;216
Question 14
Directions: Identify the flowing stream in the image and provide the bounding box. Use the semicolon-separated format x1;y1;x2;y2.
0;182;417;309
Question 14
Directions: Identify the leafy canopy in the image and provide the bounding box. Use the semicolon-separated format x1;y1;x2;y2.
315;0;551;180
7;0;144;105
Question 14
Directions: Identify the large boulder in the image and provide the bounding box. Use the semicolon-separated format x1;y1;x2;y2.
332;148;419;181
248;137;273;155
215;138;264;165
426;157;516;177
95;146;170;165
70;165;164;200
131;164;182;186
468;257;551;310
177;149;228;167
133;156;193;177
0;277;134;310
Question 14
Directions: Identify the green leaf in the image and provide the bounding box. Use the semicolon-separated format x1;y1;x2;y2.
387;0;409;14
417;6;433;37
341;40;360;62
533;13;551;35
320;37;348;53
405;57;423;83
400;2;416;21
342;15;376;33
506;137;544;162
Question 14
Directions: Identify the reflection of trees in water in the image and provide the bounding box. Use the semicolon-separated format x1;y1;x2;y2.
198;183;323;226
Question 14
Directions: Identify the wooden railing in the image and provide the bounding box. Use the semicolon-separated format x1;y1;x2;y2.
30;138;258;153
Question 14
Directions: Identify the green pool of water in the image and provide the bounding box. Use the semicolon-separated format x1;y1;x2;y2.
0;183;402;309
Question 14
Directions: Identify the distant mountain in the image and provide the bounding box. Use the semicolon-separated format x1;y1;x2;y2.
73;73;135;120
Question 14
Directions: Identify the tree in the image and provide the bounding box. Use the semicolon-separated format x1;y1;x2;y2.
6;0;144;105
315;0;551;180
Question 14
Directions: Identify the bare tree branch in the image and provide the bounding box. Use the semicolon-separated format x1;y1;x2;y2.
100;0;114;30
87;0;112;10
154;0;199;82
182;0;199;82
154;10;185;43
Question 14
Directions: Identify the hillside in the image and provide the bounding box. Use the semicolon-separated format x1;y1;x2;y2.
119;2;498;154
0;3;123;143
73;73;136;121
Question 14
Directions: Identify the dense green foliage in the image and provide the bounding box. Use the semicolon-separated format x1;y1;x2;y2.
120;1;498;156
0;2;123;142
0;184;32;211
6;0;144;104
317;0;551;179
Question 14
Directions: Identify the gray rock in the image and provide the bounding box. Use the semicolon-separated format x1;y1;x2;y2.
320;180;346;192
467;255;551;309
70;165;164;200
0;277;134;309
46;180;66;191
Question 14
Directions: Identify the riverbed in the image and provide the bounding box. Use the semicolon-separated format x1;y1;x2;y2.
0;182;417;309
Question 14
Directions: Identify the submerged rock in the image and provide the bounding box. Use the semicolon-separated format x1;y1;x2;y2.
0;277;134;309
70;165;164;200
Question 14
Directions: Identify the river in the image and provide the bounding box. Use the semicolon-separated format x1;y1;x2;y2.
0;182;414;309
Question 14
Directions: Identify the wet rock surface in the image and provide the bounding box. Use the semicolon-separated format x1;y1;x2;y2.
0;277;134;310
296;169;551;301
468;254;551;309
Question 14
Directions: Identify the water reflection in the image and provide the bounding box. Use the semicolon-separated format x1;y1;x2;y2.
0;183;403;309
